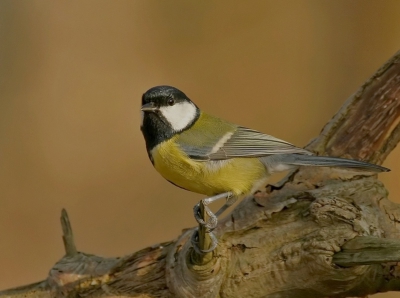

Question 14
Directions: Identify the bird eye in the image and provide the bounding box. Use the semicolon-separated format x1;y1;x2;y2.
167;98;175;106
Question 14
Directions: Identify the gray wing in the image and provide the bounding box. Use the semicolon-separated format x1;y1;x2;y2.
178;126;312;161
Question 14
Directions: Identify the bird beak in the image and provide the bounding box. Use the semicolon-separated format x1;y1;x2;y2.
141;102;158;112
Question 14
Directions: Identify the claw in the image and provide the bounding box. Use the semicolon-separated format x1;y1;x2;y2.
193;202;218;230
191;191;234;254
190;228;218;254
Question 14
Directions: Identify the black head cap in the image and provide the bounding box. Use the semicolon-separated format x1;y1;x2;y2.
142;85;195;108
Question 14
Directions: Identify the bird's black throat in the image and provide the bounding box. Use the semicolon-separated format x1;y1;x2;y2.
141;112;175;152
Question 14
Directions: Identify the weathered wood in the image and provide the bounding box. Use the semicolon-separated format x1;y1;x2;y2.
333;236;400;267
308;49;400;161
1;50;400;298
60;209;77;257
0;281;49;298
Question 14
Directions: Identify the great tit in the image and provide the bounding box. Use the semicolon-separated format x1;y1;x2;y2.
140;85;389;252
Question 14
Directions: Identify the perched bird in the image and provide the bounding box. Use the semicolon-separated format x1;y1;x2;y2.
140;85;389;252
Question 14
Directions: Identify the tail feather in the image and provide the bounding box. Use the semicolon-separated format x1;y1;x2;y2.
262;154;390;173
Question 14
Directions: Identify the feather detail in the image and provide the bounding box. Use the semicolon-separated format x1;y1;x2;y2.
208;127;312;159
176;114;312;160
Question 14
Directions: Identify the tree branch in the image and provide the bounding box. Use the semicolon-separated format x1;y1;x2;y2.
61;208;77;257
1;50;400;298
308;50;400;162
333;236;400;267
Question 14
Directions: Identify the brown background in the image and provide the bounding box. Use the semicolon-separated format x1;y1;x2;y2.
0;1;399;297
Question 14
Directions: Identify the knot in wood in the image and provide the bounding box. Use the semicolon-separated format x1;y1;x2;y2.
309;196;360;226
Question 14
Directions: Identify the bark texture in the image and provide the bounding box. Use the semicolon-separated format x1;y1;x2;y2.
1;51;400;298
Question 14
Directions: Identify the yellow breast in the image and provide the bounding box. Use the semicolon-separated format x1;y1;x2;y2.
151;137;268;196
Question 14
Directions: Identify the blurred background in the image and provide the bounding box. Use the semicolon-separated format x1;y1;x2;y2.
0;1;399;296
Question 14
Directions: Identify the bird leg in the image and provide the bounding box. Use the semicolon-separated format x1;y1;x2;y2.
214;195;237;217
192;192;233;253
193;192;234;229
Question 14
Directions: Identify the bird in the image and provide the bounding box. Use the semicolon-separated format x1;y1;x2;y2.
140;85;389;253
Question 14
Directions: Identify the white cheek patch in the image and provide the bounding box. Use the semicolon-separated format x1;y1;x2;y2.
159;102;197;131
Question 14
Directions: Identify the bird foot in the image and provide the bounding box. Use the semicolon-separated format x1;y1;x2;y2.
191;192;234;254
